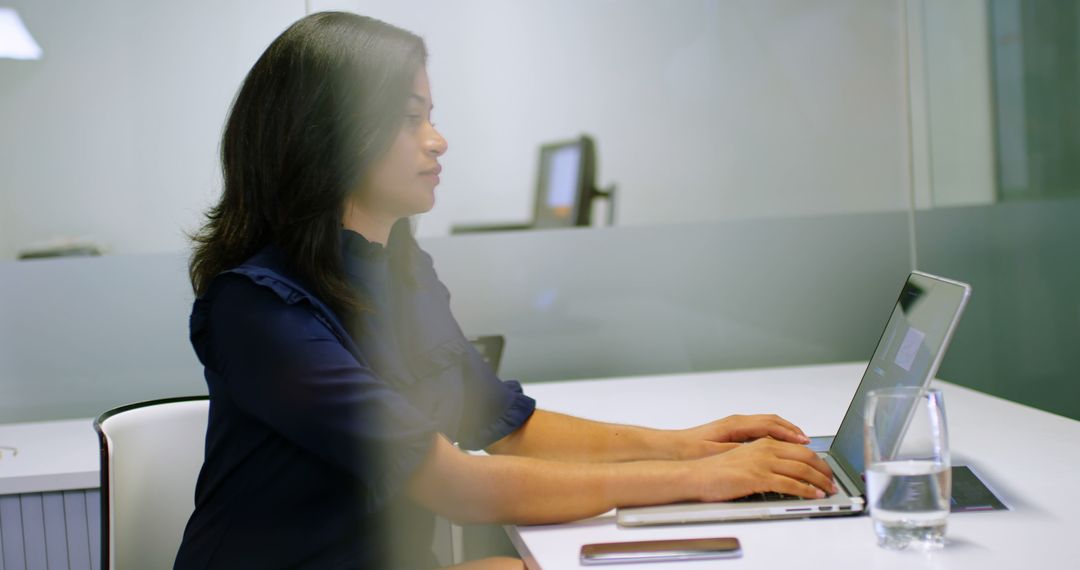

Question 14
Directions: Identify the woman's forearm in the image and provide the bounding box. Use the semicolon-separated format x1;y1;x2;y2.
409;434;697;525
486;409;680;462
478;453;696;525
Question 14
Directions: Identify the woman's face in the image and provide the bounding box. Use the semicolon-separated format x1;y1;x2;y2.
359;68;448;219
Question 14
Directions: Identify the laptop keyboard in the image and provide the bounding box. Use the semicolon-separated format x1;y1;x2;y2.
731;491;805;503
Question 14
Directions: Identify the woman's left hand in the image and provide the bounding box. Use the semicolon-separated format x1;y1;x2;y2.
669;414;811;460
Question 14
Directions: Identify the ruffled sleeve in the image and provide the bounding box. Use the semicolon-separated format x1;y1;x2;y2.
406;244;538;450
456;347;537;451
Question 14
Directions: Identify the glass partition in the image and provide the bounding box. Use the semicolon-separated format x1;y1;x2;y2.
911;0;1080;420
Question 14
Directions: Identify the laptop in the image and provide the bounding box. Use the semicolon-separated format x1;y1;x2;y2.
617;271;972;526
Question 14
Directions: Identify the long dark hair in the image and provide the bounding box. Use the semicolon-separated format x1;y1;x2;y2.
189;12;426;317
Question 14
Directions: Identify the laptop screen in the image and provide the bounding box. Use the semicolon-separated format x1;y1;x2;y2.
829;272;970;494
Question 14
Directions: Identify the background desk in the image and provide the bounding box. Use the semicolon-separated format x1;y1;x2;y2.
507;362;1080;569
0;419;100;570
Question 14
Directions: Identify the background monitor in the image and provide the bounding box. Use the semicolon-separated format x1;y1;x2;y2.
450;134;614;234
533;135;597;229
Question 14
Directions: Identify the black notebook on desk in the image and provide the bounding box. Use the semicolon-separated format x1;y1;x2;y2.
951;465;1009;512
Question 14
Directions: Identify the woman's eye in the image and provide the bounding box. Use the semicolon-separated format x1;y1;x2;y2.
405;114;434;128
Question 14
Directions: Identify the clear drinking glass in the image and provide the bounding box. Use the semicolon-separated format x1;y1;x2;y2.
864;386;951;549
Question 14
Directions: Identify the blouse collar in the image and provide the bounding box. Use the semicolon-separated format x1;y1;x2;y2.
341;228;391;261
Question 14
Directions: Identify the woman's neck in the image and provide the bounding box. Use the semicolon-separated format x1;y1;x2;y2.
342;200;397;246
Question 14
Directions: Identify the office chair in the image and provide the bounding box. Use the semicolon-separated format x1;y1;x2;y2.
468;335;506;374
94;396;209;570
95;395;466;568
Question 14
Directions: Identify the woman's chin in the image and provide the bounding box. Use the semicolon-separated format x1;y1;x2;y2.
406;192;436;215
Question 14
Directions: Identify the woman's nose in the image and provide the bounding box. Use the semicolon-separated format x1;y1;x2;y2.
426;128;448;157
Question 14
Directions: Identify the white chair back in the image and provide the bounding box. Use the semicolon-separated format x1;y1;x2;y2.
94;397;209;570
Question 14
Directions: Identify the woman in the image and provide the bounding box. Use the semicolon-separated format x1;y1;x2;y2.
175;12;835;570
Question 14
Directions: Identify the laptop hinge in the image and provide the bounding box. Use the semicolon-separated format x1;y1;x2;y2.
823;453;862;497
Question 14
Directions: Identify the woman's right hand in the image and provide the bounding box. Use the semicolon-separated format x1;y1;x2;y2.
689;438;837;502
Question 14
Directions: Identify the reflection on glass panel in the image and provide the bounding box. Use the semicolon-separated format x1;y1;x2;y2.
989;0;1080;201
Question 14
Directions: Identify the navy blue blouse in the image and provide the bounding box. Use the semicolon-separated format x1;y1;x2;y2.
173;230;536;569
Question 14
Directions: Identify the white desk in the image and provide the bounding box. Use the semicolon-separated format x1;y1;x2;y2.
0;418;100;570
507;362;1080;569
0;418;98;495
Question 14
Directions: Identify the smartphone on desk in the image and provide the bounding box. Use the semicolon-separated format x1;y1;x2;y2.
580;537;742;565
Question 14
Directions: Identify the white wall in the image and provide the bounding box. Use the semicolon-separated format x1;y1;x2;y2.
1;0;912;258
0;0;303;259
327;0;913;236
